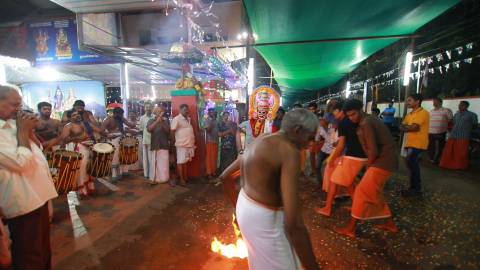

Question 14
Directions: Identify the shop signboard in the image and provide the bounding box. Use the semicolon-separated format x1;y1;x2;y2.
28;19;111;65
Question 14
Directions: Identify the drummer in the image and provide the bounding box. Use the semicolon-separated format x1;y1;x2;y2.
62;100;98;126
35;102;62;148
45;110;105;197
102;107;137;181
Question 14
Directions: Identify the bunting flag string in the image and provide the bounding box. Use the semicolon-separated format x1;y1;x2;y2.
316;41;478;102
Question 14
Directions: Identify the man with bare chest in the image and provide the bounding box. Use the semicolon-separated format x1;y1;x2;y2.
102;107;137;181
46;110;104;196
220;109;320;270
35;102;62;147
62;100;98;126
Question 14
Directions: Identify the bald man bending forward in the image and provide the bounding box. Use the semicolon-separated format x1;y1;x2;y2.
222;109;320;270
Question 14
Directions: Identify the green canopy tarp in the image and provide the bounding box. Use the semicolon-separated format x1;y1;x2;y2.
243;0;460;105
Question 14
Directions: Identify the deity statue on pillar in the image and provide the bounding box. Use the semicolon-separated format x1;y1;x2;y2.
175;63;205;94
249;86;280;138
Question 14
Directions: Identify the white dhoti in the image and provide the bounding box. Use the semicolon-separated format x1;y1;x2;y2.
111;137;129;180
176;146;195;164
142;144;152;179
66;142;93;195
149;149;169;183
236;189;301;270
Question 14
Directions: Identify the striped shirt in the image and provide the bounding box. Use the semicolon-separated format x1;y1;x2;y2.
450;110;478;139
429;107;453;134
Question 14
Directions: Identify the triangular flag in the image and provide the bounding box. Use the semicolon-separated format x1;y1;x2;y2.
466;43;474;51
464;58;473;64
436;53;444;62
456;46;464;55
446;50;452;59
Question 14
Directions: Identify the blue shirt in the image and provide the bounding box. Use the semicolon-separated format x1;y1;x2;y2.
382;107;396;124
324;112;337;125
451;111;478;139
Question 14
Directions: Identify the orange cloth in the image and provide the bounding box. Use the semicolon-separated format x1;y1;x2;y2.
322;157;349;197
300;149;306;171
351;167;392;220
330;156;366;187
402;108;430;150
439;138;469;170
206;142;218;175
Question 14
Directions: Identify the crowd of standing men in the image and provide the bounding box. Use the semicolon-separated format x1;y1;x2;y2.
0;83;201;270
217;93;478;270
0;80;478;270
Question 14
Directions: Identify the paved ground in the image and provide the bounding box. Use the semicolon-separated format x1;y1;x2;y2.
50;158;480;270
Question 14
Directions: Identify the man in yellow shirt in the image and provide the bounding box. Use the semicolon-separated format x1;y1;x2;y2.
400;94;429;197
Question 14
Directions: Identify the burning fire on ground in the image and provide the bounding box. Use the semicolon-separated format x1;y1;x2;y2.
210;214;248;259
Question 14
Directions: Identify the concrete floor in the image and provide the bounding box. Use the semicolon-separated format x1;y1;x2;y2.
50;159;480;270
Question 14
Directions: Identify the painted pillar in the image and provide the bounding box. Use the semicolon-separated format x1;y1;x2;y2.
171;89;205;178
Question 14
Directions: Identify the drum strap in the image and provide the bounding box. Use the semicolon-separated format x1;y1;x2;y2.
114;116;125;134
83;121;97;144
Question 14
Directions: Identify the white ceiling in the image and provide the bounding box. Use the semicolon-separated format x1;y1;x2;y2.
5;62;177;87
50;0;171;13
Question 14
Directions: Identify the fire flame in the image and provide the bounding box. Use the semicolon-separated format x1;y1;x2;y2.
210;214;248;259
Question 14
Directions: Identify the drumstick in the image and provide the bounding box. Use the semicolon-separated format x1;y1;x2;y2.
65;155;74;193
59;158;67;194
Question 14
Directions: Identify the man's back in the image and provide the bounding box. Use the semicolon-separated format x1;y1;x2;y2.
382;107;395;124
241;133;298;208
451;110;478;139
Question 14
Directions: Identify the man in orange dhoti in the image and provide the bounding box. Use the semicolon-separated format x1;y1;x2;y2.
440;101;478;170
316;100;367;217
335;99;398;238
204;108;219;178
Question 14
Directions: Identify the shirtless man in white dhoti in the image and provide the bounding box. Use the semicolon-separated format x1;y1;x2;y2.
219;108;320;270
45;110;105;196
102;107;137;181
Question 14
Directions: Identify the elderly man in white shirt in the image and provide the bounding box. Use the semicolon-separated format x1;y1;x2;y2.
0;84;58;270
171;104;195;186
138;102;155;179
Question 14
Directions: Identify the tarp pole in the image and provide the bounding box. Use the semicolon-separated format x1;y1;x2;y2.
403;39;416;118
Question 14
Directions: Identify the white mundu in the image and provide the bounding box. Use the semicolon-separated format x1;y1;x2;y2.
236;189;301;270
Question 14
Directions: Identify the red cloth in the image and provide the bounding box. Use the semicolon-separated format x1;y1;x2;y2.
439;138;469;170
271;125;279;133
5;203;51;270
205;142;218;175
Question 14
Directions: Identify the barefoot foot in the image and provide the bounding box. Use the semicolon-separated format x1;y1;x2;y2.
314;206;331;217
334;226;356;239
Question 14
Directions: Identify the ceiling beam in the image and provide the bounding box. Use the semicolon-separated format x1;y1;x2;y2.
212;33;421;49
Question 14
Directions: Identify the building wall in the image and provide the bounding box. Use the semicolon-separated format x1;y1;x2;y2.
369;96;480;118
